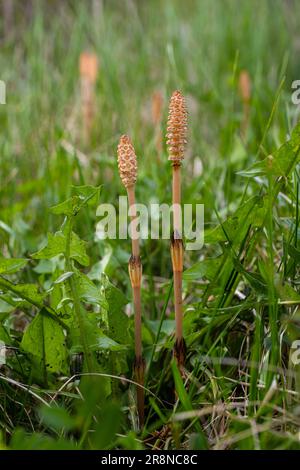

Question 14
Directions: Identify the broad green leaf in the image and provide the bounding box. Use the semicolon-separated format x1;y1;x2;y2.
0;280;44;310
74;271;107;309
69;231;90;266
32;232;66;259
32;231;89;266
12;283;44;305
88;246;113;280
21;309;68;374
68;312;112;397
97;333;127;351
183;257;222;281
50;185;101;217
33;259;56;274
69;313;99;353
0;258;28;275
71;185;101;207
104;280;129;345
50;197;75;217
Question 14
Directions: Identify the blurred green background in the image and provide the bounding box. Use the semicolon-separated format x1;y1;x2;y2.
1;0;299;233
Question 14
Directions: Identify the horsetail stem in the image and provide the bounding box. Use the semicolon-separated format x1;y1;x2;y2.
117;135;145;428
166;90;187;370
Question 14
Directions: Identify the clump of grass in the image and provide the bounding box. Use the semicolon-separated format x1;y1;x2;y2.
166;90;187;371
117;134;145;428
79;51;98;144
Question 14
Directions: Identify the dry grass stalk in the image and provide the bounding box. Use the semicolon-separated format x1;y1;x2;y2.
238;70;251;138
79;52;98;144
117;135;145;427
166;90;187;371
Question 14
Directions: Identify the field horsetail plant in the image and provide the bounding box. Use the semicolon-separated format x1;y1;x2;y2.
166;90;188;371
117;135;145;428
